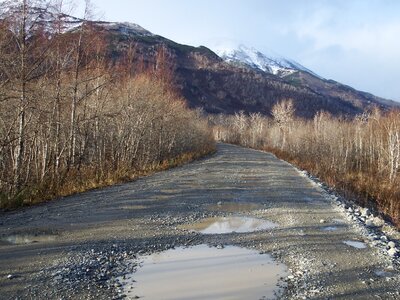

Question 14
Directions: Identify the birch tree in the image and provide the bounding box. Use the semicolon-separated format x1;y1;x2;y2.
0;0;51;194
271;99;295;149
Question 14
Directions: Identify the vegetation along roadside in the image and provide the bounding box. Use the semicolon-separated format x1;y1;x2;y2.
211;100;400;228
0;2;215;209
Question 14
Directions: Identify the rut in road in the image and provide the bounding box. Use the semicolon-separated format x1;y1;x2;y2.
0;143;399;299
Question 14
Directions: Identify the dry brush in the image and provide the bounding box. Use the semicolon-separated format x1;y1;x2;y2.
0;1;215;208
211;103;400;227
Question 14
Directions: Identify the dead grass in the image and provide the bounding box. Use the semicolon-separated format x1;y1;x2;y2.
1;145;216;210
265;146;400;228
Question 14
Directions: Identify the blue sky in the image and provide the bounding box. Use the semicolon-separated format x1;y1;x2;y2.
75;0;400;101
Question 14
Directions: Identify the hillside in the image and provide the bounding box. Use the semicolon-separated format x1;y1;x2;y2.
91;21;398;118
1;6;397;118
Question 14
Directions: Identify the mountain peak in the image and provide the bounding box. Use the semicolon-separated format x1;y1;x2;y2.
92;21;154;36
213;44;319;78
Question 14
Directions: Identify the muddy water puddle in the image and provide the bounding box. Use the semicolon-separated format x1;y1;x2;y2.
206;202;263;212
343;240;367;249
181;216;278;234
375;268;397;277
118;245;287;300
321;226;339;231
0;234;57;245
332;218;346;224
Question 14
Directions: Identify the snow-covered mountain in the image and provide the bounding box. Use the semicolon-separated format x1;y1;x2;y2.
65;21;399;115
94;21;154;37
214;44;318;78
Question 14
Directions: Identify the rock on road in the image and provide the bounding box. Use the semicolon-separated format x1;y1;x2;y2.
0;144;399;299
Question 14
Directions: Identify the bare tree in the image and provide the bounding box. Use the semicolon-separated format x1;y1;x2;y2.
249;112;265;148
0;1;215;209
0;0;52;193
271;99;295;149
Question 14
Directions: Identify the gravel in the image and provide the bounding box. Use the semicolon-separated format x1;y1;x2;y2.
0;144;399;300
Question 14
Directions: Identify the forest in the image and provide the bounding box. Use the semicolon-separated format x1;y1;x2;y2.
211;101;400;227
0;0;215;208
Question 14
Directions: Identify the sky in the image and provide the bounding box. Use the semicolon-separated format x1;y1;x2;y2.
74;0;400;102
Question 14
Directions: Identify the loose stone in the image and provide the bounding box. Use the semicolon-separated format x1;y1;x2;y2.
365;220;374;227
387;248;397;257
361;208;370;216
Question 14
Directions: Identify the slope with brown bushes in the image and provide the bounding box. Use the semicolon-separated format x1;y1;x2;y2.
0;1;215;209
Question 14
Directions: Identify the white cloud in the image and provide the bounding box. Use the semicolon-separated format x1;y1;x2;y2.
268;1;400;100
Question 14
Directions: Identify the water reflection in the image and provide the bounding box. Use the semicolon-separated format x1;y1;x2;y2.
118;245;287;300
181;216;278;234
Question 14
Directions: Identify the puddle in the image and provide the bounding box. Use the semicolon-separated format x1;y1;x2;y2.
333;218;346;224
206;202;263;212
118;245;287;300
0;234;56;245
374;269;397;277
181;216;278;234
343;240;367;249
321;226;338;231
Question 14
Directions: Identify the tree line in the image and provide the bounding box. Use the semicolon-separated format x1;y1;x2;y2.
0;0;214;208
211;101;400;227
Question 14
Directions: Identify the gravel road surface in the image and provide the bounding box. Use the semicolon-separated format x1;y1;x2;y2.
0;143;399;299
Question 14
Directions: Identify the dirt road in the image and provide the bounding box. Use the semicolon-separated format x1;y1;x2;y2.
0;144;399;299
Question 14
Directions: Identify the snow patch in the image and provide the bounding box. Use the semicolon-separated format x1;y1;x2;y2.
95;22;153;36
213;44;317;77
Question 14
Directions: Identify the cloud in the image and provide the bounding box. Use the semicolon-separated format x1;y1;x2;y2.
265;0;400;100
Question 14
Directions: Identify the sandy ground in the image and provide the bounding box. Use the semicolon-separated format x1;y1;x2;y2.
0;143;399;299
